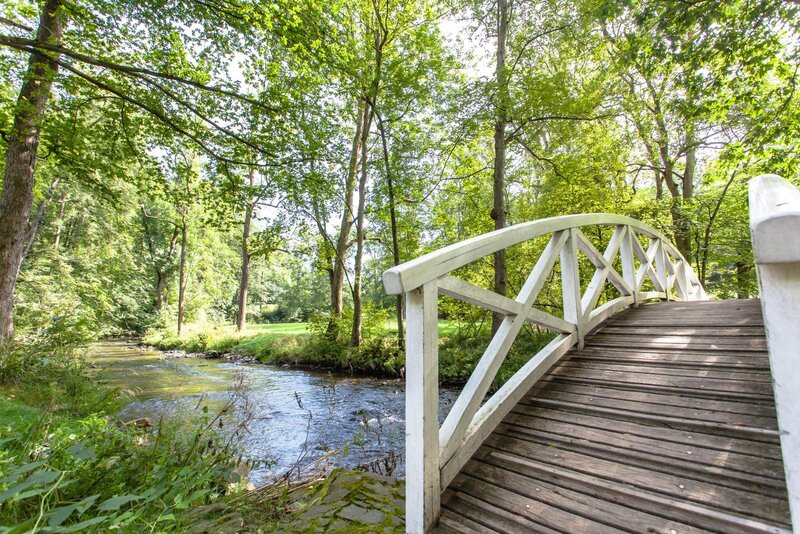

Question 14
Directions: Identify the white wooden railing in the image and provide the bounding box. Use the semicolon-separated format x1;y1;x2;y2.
750;174;800;533
383;214;707;533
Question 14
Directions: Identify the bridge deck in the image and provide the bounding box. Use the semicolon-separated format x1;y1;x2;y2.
437;299;791;533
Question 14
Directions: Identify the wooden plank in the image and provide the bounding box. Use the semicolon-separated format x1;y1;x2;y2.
452;471;623;534
437;274;574;333
511;403;782;455
495;419;786;491
481;433;791;524
571;345;771;362
597;325;766;336
441;488;561;534
586;335;768;352
436;510;495;534
481;448;791;534
527;385;778;429
531;380;778;418
570;348;771;369
439;232;569;469
543;374;774;404
555;360;774;382
461;460;712;534
543;366;775;398
518;397;779;441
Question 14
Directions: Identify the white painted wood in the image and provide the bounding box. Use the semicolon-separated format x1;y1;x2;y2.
561;228;584;348
384;214;668;295
620;226;639;307
438;233;567;466
586;295;636;333
750;174;800;264
439;332;578;488
576;227;630;322
749;174;800;532
385;213;708;532
654;239;669;300
575;227;630;296
631;234;660;292
437;275;573;333
674;260;688;301
405;281;440;534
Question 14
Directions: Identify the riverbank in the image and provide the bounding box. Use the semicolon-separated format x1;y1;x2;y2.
143;321;556;385
0;337;328;532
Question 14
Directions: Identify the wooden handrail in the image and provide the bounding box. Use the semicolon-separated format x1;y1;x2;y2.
385;214;707;533
749;174;800;532
383;213;685;295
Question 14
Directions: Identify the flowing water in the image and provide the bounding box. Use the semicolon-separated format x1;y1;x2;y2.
89;341;458;486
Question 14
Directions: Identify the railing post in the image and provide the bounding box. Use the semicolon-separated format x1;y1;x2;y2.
620;226;639;307
654;238;670;300
749;174;800;532
405;281;440;534
562;228;584;348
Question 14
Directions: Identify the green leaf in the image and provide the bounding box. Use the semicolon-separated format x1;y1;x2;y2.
97;494;143;511
56;516;109;532
67;441;97;461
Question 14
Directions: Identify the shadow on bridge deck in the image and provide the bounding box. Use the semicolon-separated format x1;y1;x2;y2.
437;299;791;534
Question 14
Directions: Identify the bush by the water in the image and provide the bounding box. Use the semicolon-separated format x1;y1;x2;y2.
0;337;255;533
144;311;556;387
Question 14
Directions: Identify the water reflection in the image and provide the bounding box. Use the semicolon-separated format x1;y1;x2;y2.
89;341;457;486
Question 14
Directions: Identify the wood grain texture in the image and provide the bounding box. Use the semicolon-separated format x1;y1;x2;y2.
438;299;791;533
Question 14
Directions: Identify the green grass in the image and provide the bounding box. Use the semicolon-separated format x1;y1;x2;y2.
0;393;42;428
144;319;552;387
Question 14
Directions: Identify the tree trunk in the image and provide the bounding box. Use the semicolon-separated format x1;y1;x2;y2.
237;168;255;332
177;219;188;336
377;114;404;350
330;102;366;332
156;227;179;310
735;261;751;299
23;177;60;259
52;192;66;254
0;0;64;338
491;0;509;335
351;103;374;347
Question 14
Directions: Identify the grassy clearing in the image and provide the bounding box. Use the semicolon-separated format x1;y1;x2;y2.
144;320;555;386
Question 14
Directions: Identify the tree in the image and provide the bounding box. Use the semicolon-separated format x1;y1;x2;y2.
0;0;295;337
0;0;64;337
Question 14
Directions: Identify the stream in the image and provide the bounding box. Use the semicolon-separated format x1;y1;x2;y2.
89;341;458;486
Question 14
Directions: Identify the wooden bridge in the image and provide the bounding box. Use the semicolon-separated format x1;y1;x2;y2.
383;175;800;533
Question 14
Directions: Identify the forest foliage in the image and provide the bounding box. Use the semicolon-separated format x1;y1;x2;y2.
0;1;799;531
0;0;797;353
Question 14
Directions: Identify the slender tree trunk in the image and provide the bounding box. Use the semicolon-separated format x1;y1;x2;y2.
23;177;60;259
491;0;509;335
52;192;66;253
330;102;366;332
177;218;188;336
377;114;404;350
0;0;64;338
351;104;374;347
156;227;179;310
237;168;255;332
735;261;751;299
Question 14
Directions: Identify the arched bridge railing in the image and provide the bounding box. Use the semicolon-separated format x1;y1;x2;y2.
383;214;708;533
